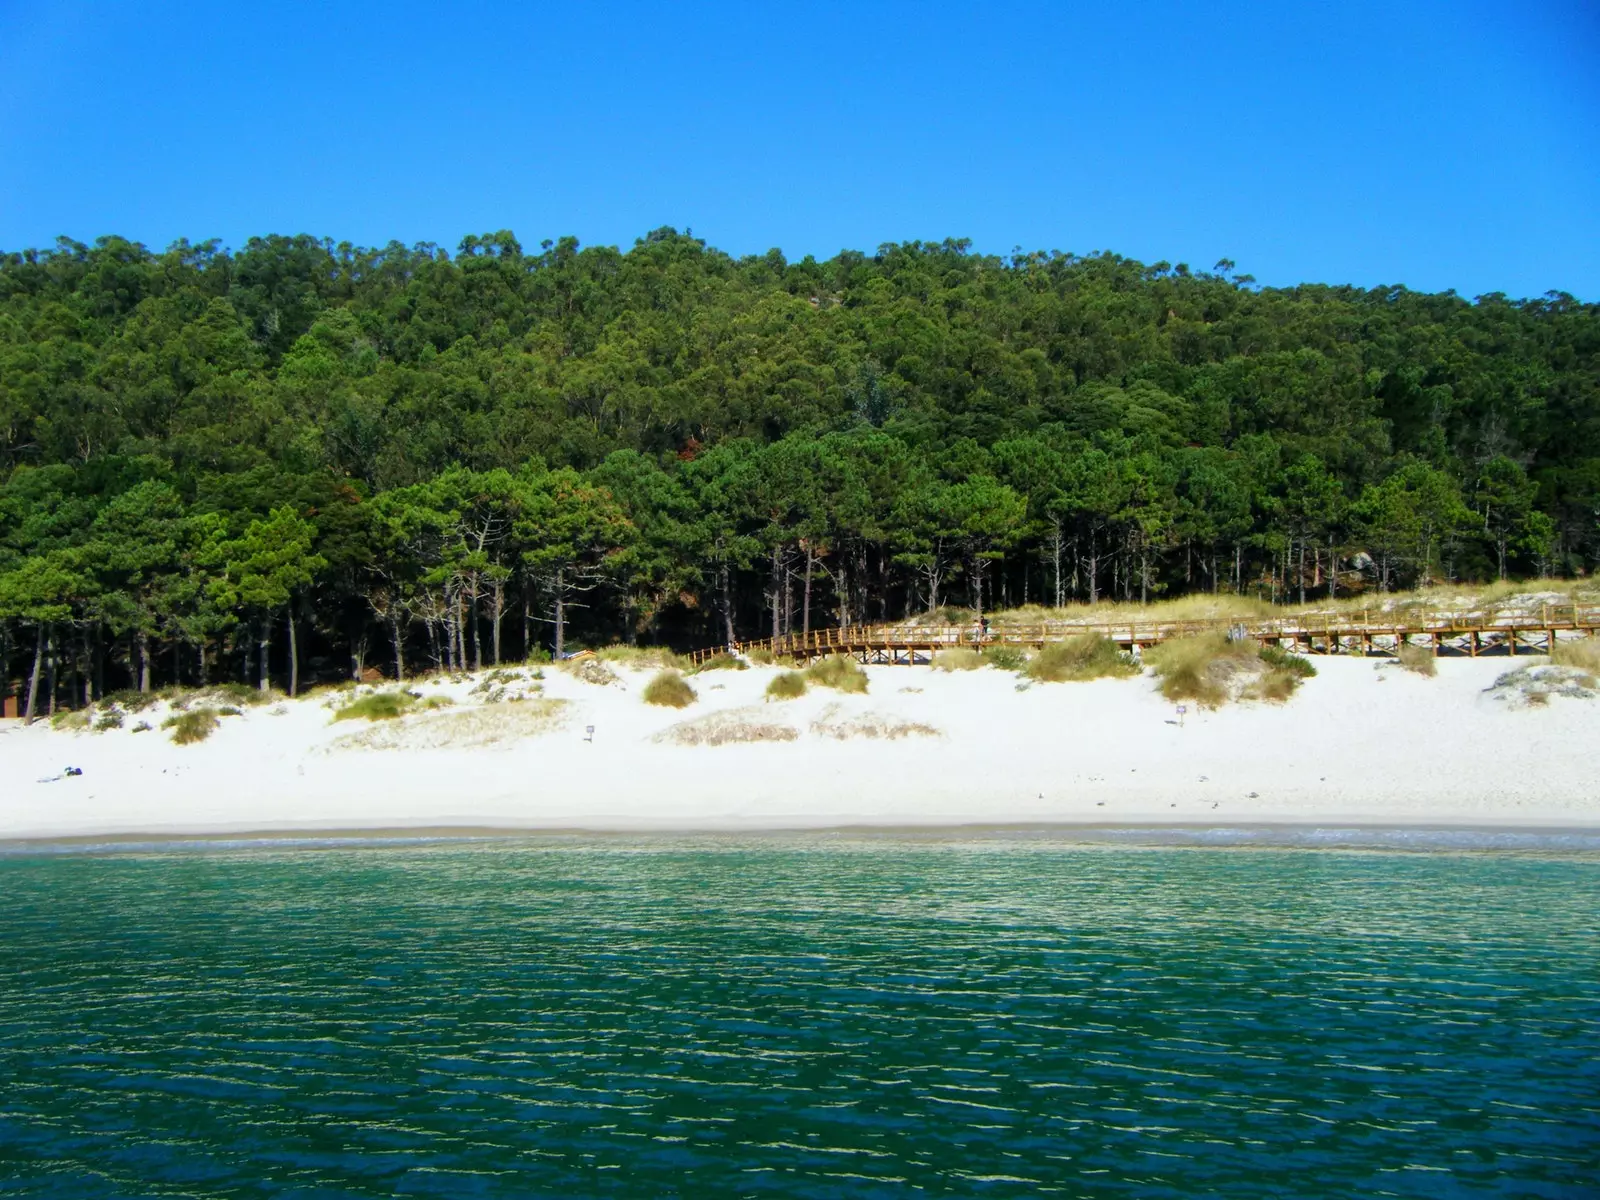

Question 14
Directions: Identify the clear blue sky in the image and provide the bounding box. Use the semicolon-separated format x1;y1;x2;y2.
1;1;1595;299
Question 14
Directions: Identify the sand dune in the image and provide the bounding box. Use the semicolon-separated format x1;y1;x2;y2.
2;654;1596;840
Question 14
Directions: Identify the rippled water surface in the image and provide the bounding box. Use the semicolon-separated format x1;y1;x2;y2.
1;837;1596;1197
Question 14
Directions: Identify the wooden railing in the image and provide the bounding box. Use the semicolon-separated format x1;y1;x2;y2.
687;603;1600;666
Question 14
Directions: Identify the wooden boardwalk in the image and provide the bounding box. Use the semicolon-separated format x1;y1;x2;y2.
688;603;1600;667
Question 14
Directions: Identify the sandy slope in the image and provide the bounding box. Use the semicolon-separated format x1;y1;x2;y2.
1;656;1595;840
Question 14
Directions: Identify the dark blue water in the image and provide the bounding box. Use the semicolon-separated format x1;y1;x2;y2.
0;837;1596;1197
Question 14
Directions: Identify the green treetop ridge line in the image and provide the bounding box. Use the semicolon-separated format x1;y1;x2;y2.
1;228;1595;713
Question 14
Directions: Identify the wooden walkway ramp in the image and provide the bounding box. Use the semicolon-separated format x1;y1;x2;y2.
689;604;1600;667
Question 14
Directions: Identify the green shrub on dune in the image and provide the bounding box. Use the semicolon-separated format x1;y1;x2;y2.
100;689;160;713
932;648;984;671
1551;638;1600;675
981;645;1029;671
934;645;1029;672
766;671;808;700
162;708;222;744
208;682;274;707
805;656;868;693
642;670;697;708
1395;643;1437;676
692;652;748;674
1147;633;1251;706
597;645;688;670
1148;634;1311;706
1025;635;1139;683
332;690;451;722
1259;644;1318;679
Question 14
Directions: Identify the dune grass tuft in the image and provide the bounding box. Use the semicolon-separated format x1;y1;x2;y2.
932;648;985;672
100;689;159;712
691;652;748;673
810;703;940;741
328;698;569;751
334;691;413;722
1147;634;1243;707
158;683;278;712
642;670;697;708
94;709;125;732
745;647;778;665
804;656;868;693
981;644;1029;671
766;671;808;700
470;669;525;693
597;645;688;670
162;707;222;744
1552;637;1600;674
1395;642;1437;676
654;709;799;747
1145;633;1308;707
562;658;621;687
331;690;450;722
1259;644;1318;679
206;682;274;707
1025;634;1140;683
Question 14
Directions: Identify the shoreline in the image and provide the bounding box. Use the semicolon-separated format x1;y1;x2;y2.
7;820;1600;857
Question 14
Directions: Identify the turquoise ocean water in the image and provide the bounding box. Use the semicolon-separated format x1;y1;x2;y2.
0;835;1596;1198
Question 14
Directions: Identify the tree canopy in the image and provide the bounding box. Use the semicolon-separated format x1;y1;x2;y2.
2;228;1596;714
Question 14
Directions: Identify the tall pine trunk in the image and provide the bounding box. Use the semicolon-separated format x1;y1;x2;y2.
0;621;11;717
392;616;406;682
470;575;482;672
1051;518;1065;608
553;567;566;660
802;546;814;635
258;616;271;693
45;628;57;716
24;623;45;724
287;604;299;698
492;578;504;666
521;577;532;661
770;547;783;640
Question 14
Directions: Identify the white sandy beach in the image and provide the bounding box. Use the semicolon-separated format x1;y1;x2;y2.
1;655;1596;841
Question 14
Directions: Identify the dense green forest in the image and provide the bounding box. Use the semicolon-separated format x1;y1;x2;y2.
2;227;1596;715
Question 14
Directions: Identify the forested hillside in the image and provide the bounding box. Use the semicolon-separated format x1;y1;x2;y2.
3;227;1597;711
